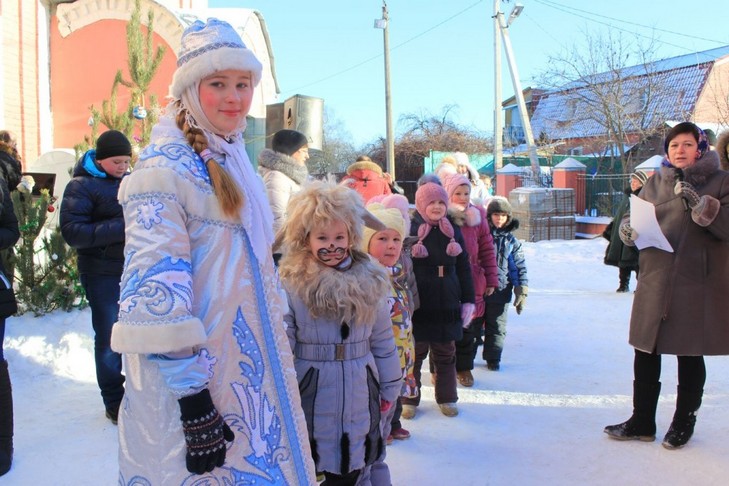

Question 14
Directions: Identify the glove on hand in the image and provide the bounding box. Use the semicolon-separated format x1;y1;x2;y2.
513;285;528;315
178;388;235;475
460;303;475;328
380;398;392;413
674;180;702;208
619;224;638;245
675;179;710;213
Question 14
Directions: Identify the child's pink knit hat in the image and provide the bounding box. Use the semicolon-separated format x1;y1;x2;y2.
415;182;448;218
443;173;471;200
412;182;462;258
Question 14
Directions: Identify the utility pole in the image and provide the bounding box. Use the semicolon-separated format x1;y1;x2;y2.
375;1;396;178
493;0;503;170
494;2;540;178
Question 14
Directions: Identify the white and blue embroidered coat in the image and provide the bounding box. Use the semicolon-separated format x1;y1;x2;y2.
111;126;316;485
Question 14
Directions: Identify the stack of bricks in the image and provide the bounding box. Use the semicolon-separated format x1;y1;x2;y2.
508;187;576;242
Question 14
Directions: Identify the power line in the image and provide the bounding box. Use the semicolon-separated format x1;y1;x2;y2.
535;0;726;45
529;1;693;54
282;0;484;95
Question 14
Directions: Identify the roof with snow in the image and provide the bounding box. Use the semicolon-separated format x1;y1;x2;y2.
530;46;729;141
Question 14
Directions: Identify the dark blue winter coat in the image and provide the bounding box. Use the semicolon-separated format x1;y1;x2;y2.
486;217;528;305
409;212;475;342
60;150;125;276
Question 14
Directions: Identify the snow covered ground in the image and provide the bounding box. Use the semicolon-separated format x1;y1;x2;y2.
4;237;729;485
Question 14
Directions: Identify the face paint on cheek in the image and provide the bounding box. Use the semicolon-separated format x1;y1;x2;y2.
316;245;348;263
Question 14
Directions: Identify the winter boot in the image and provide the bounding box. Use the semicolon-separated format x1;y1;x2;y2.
604;380;661;441
616;268;630;293
0;360;13;476
662;386;703;450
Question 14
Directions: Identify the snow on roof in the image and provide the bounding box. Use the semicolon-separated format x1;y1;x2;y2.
531;63;712;140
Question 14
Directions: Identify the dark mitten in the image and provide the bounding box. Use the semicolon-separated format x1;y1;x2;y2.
178;389;234;475
674;180;720;226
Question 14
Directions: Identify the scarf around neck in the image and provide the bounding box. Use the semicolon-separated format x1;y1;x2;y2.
160;98;274;267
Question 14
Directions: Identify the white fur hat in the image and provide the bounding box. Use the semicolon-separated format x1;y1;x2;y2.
170;18;263;99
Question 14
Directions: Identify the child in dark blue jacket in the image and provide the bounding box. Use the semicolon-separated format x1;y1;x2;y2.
482;197;528;371
60;130;131;424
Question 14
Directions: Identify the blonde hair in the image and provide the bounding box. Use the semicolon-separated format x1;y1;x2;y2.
280;179;365;258
175;107;242;217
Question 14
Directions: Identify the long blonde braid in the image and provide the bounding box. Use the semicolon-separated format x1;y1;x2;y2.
175;108;242;217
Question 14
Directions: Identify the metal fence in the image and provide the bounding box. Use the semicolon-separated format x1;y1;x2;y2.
579;173;631;217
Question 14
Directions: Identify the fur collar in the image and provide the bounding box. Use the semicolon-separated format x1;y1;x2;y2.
448;204;482;227
258;148;309;185
716;131;729;171
279;250;390;324
661;150;720;188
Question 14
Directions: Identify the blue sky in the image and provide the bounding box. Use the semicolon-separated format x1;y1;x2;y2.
209;0;729;146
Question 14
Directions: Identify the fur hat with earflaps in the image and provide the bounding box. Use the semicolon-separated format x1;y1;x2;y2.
411;182;462;258
278;178;384;261
278;178;390;324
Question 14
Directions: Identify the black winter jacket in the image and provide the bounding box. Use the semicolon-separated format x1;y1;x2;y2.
602;187;640;270
409;212;475;342
60;151;125;276
0;178;20;278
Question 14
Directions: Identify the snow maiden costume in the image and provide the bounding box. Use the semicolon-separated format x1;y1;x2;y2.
111;19;315;485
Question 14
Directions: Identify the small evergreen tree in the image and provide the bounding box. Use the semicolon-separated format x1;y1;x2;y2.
10;183;85;316
75;0;166;159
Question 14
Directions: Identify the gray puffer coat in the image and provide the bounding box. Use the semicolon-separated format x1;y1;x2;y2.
284;255;401;477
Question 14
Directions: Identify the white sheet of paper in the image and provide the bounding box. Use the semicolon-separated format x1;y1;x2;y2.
629;195;673;252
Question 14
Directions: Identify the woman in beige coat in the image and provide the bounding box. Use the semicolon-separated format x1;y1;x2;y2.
604;122;729;450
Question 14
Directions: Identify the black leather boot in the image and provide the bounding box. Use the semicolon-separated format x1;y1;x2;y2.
616;268;630;293
0;360;13;476
604;380;661;441
663;386;702;450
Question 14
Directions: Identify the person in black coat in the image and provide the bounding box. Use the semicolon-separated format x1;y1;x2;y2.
0;130;20;477
401;182;475;418
60;130;131;424
602;170;647;292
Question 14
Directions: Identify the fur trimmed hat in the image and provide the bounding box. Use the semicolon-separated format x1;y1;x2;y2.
487;196;513;217
631;170;649;186
280;178;383;257
272;129;308;156
443;173;471;200
170;18;263;99
95;130;131;160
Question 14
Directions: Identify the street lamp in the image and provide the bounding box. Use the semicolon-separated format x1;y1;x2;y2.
507;3;523;26
374;1;395;178
493;1;540;177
